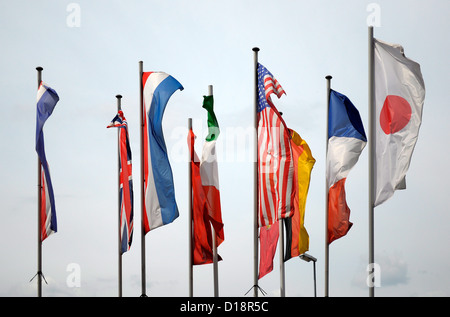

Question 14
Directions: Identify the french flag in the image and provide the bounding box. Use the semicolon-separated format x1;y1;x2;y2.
36;82;59;241
326;90;366;244
142;72;183;233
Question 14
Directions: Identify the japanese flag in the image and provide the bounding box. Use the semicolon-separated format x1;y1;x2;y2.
374;39;425;206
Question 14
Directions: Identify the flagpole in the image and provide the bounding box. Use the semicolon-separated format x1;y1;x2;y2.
139;60;147;297
188;117;193;297
116;94;123;297
252;47;260;298
368;26;375;298
36;66;43;298
279;219;285;297
208;84;220;297
324;75;332;297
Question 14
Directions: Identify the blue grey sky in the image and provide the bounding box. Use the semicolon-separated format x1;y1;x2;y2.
0;0;449;297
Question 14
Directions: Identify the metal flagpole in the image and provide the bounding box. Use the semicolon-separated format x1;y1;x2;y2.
208;84;220;297
252;47;260;297
36;66;43;298
279;219;285;297
368;26;375;298
139;60;147;297
116;94;123;297
188;117;193;297
324;75;332;297
277;106;286;296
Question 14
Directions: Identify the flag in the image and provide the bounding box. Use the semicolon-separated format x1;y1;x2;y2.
284;130;315;260
258;222;279;279
188;129;222;265
200;95;224;248
142;71;183;233
374;39;425;206
257;63;295;279
107;110;134;254
257;63;294;228
327;90;366;244
36;82;59;241
188;95;224;265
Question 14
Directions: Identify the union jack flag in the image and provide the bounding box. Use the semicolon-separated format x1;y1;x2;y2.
257;63;294;227
108;110;134;253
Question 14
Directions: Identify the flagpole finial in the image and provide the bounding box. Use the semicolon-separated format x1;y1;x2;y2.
36;66;43;71
116;95;122;111
326;75;332;80
252;47;260;52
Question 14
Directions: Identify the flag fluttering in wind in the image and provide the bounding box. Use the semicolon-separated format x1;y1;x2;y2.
142;72;183;233
256;63;295;279
284;130;315;260
188;95;224;265
107;110;134;253
36;82;59;241
374;39;425;206
258;222;279;279
200;95;224;249
327;90;366;244
257;63;294;227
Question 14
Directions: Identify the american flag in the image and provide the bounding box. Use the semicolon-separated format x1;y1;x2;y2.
257;63;294;227
108;110;134;254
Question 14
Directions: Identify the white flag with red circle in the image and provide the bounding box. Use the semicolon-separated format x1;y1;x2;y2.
374;39;425;206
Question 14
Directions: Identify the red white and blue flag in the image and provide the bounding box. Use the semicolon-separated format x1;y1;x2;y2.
36;82;59;241
108;110;134;253
257;63;294;228
257;63;295;279
326;90;366;244
142;71;183;233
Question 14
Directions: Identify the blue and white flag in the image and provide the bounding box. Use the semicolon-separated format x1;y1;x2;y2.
36;82;59;241
326;89;366;243
142;71;183;233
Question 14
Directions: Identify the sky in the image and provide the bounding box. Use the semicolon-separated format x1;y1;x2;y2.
0;0;449;297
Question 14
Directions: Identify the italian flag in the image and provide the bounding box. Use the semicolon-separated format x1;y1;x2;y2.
190;95;224;265
200;95;224;247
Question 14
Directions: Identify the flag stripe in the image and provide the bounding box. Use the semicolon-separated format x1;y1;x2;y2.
108;110;134;253
40;166;53;241
36;82;59;241
326;90;366;244
142;71;183;232
189;129;223;265
284;130;315;261
257;63;294;228
258;222;279;279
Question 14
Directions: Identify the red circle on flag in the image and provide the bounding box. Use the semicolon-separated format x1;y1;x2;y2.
379;95;412;134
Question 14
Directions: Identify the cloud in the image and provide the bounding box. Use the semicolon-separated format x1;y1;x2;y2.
378;253;409;287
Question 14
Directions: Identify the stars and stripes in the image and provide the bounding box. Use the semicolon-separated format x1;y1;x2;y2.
257;63;294;227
